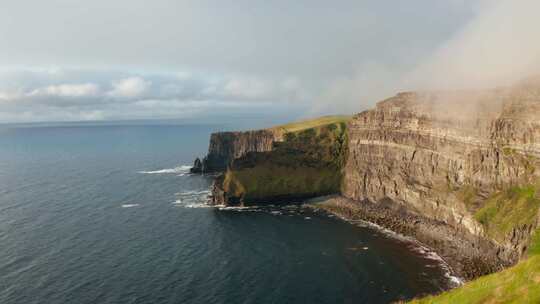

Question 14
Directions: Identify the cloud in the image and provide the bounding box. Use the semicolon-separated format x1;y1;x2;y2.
0;1;490;121
0;68;308;123
405;0;540;90
28;83;100;97
221;77;269;99
308;0;540;115
107;77;151;98
0;90;23;101
0;1;478;90
311;61;405;115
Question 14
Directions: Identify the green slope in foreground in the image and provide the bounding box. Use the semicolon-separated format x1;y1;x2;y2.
410;182;540;304
409;229;540;304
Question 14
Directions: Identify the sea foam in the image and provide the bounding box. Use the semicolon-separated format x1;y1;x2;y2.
138;165;192;174
121;204;140;208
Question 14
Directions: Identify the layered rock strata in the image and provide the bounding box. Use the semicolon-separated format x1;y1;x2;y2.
342;88;540;271
191;130;280;173
196;83;540;281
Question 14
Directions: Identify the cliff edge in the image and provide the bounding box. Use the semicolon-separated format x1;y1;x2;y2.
194;82;540;283
190;130;279;173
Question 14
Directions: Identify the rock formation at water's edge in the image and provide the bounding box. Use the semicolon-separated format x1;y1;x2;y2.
192;83;540;281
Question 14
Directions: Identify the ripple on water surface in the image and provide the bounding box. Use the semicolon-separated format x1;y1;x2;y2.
0;124;453;304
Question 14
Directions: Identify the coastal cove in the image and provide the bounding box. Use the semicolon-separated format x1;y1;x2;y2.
0;122;454;304
194;84;540;302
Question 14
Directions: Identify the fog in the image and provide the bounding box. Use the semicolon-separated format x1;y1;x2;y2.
406;0;540;90
316;0;540;115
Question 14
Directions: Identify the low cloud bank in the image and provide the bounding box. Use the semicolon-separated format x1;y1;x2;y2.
0;69;307;123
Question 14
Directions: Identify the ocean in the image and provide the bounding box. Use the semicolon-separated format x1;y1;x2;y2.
0;122;453;304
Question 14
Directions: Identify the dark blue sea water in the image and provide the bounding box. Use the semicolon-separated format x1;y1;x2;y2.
0;122;453;304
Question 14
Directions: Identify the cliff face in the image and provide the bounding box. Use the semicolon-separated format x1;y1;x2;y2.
196;88;540;279
210;121;349;206
342;88;540;260
191;116;351;173
191;130;280;173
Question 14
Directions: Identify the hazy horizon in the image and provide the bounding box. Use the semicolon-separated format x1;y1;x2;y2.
1;0;538;123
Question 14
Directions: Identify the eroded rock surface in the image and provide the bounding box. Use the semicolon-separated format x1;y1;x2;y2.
191;130;280;173
342;87;540;265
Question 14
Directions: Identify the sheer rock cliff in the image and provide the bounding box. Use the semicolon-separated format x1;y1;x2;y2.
190;130;281;173
339;87;540;278
194;84;540;280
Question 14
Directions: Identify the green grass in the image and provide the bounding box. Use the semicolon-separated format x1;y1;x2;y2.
221;119;349;204
528;229;540;256
502;147;516;156
474;184;540;242
408;255;540;304
409;185;540;304
271;115;351;134
223;163;341;202
456;185;480;211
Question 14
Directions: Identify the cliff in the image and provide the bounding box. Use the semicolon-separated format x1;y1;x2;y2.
210;119;349;205
311;85;538;280
343;87;540;252
196;82;540;283
191;130;280;173
191;115;351;173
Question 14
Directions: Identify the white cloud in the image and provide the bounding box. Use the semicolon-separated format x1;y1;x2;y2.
0;83;100;101
78;110;105;121
406;0;540;90
222;77;269;99
0;90;23;101
107;77;151;98
0;68;308;123
29;83;100;97
0;108;106;123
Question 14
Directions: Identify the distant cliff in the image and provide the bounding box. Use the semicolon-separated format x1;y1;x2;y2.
211;119;349;205
190;116;351;203
191;130;280;173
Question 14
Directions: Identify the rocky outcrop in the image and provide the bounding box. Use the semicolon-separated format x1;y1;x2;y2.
209;121;349;206
191;130;281;173
342;86;540;266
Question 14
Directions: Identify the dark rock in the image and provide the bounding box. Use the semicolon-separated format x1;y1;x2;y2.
190;157;203;174
191;130;280;174
343;89;540;260
309;196;511;280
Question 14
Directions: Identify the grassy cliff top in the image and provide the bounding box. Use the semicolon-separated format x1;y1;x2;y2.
220;118;350;205
409;254;540;304
408;181;540;303
270;115;351;134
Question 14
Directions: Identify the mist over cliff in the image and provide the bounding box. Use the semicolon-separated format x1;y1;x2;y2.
316;0;540;115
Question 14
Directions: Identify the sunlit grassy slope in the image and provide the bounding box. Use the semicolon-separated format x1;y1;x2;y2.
271;115;351;134
409;252;540;304
475;184;540;243
222;116;351;204
409;184;540;304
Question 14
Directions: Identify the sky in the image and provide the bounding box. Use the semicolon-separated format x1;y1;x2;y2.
0;0;536;123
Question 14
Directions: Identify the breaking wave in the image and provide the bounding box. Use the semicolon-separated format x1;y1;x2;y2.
319;208;464;288
138;165;192;174
121;204;140;208
171;189;212;208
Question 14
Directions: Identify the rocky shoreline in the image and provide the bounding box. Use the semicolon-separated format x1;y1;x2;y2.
305;195;512;281
195;85;540;288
